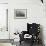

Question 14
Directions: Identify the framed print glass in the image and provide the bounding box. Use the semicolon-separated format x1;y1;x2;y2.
14;9;27;19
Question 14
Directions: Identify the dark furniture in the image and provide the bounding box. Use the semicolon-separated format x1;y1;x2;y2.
19;23;40;46
41;0;43;3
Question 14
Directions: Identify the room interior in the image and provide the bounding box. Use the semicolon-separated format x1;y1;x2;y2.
0;0;46;46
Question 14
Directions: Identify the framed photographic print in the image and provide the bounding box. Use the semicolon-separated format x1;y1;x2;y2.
14;9;27;19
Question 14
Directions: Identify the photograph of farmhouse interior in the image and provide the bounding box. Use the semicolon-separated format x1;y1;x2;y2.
0;0;46;46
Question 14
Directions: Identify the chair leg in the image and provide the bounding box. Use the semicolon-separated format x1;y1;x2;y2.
30;39;34;46
20;41;21;45
30;42;34;46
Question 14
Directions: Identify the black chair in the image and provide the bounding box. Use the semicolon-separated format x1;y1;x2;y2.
19;23;40;46
27;23;40;43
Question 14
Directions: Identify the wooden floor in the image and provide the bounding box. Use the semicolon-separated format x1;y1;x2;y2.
19;41;43;46
0;39;14;43
0;43;13;46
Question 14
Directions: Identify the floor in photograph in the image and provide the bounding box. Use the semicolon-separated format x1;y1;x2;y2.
19;41;43;46
0;43;14;46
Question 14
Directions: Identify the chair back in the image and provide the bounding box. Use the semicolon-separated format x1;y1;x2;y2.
27;23;40;36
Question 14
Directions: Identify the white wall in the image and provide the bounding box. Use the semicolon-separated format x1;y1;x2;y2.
8;0;45;44
0;0;8;3
8;0;46;46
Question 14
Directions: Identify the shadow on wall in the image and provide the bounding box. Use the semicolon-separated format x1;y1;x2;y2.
40;25;45;46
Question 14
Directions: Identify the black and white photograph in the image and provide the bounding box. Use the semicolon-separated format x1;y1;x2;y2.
0;0;46;46
14;9;27;19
